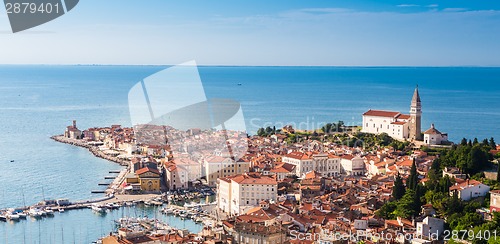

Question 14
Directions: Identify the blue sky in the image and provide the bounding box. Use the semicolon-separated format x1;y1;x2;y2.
1;0;500;65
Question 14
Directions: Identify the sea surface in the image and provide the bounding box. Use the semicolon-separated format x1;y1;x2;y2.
0;65;500;243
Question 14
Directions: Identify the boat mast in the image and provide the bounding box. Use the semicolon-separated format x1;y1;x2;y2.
22;188;26;209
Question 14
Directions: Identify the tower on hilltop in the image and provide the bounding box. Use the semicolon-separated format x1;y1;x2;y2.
409;85;422;141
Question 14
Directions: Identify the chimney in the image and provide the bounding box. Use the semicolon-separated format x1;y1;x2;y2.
73;120;77;128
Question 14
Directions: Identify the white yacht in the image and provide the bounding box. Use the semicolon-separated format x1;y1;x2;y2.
161;207;173;214
45;208;54;215
29;208;43;218
91;204;105;213
7;212;20;220
0;212;7;221
17;211;27;218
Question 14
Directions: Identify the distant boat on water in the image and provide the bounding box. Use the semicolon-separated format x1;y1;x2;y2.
237;83;242;86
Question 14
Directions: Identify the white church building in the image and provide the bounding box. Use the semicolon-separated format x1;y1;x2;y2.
362;86;450;144
362;86;422;141
423;124;448;145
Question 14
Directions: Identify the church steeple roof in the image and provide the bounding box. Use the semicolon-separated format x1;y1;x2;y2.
411;85;421;104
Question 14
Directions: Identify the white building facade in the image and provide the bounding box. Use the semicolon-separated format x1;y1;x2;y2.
423;124;448;145
362;110;410;140
362;86;422;141
204;156;249;187
217;173;278;216
282;152;341;178
416;217;445;239
340;155;366;176
449;180;490;201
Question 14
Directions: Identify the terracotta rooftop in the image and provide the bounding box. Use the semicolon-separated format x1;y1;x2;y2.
391;121;407;125
449;179;485;191
363;110;400;118
229;173;277;185
136;167;160;176
397;114;411;120
423;124;443;135
284;151;310;160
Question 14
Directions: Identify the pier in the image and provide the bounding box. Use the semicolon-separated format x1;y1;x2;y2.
0;194;163;219
50;135;130;195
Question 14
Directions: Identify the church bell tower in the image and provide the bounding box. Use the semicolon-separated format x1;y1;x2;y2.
409;86;422;141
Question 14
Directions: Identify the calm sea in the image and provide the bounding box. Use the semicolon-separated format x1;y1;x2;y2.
0;65;499;243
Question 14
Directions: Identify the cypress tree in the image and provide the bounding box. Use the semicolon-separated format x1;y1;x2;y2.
393;173;406;200
460;138;468;146
473;138;479;145
491;137;497;149
482;138;490;147
408;158;419;191
497;164;500;182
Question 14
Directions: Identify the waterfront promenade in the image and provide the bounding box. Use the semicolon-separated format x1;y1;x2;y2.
50;135;129;166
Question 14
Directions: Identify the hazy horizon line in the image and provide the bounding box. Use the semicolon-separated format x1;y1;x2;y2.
1;64;500;68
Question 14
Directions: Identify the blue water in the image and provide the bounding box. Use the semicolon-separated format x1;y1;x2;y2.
0;65;500;242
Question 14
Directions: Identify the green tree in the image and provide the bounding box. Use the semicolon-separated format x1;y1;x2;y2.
392;173;406;200
491;137;497;149
407;158;419;191
438;175;453;193
497;164;500;182
265;126;273;135
483;138;490;147
444;192;463;217
375;201;397;219
257;128;266;136
470;145;489;174
428;158;441;190
394;189;418;218
449;212;484;231
461;138;468;146
336;121;344;132
321;123;333;134
473;138;479;145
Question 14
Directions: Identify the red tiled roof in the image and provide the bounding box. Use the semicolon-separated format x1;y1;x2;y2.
363;110;400;118
304;171;321;179
423;127;442;135
229;173;277;185
450;179;486;191
397;114;411;120
391;121;407;125
285;151;310;160
396;159;413;167
270;167;292;173
341;154;354;160
136;167;160;176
